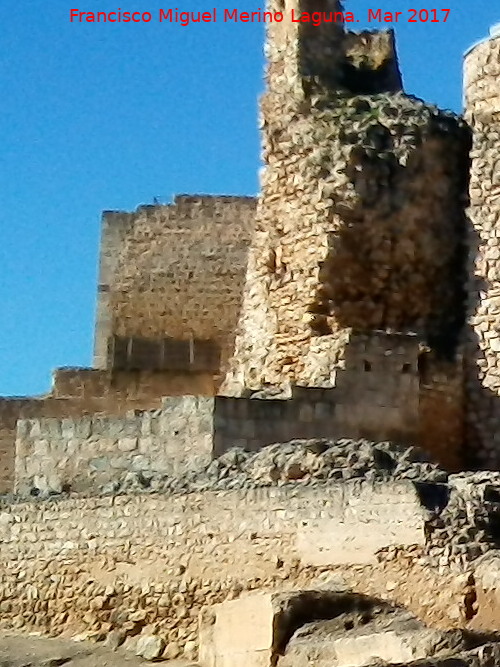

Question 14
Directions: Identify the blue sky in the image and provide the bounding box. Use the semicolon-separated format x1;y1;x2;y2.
0;0;497;396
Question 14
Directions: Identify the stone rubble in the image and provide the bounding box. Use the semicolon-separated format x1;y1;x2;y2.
99;438;448;497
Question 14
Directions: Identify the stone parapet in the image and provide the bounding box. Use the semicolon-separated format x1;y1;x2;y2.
0;368;212;495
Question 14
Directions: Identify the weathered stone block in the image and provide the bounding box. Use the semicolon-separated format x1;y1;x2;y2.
200;593;274;667
118;437;138;452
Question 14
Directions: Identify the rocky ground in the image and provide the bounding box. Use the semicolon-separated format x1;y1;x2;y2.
0;634;199;666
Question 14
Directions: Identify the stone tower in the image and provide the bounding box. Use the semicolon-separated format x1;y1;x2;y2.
223;1;469;409
464;25;500;467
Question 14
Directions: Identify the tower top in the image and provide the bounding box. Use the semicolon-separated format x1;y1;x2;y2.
465;23;500;56
490;23;500;37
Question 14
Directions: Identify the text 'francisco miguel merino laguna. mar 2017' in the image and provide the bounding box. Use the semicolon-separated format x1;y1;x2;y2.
69;7;452;25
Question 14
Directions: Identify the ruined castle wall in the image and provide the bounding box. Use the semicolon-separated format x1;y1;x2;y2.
332;333;420;448
0;483;468;655
96;196;256;376
0;398;125;497
0;369;213;495
215;332;423;458
219;338;462;470
51;367;215;401
464;34;500;467
13;356;461;497
214;392;340;456
14;396;214;495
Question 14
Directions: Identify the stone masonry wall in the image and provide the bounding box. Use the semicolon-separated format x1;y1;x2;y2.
15;396;214;495
0;368;214;495
97;195;256;376
94;210;135;370
50;367;215;401
216;331;425;460
221;336;462;471
223;12;469;404
0;483;471;659
464;33;500;467
14;352;461;497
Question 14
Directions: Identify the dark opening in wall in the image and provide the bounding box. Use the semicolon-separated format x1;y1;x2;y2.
340;63;394;94
363;360;372;372
402;363;411;374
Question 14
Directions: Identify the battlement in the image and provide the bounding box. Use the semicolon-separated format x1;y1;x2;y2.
342;29;402;93
102;194;256;229
264;0;401;100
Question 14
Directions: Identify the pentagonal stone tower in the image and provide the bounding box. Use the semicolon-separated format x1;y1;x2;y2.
464;25;500;467
222;0;470;467
224;1;468;385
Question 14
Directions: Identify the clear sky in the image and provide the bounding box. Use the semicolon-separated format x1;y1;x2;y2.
0;0;497;396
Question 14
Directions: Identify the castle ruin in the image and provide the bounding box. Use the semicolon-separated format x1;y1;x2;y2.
2;8;500;667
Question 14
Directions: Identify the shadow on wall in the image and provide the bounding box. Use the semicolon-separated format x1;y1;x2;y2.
322;115;500;472
273;590;397;660
310;126;468;344
304;106;474;470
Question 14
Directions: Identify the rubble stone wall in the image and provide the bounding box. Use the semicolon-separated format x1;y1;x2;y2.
96;196;256;375
14;396;214;495
222;5;469;485
0;483;469;657
0;368;213;495
464;34;500;467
